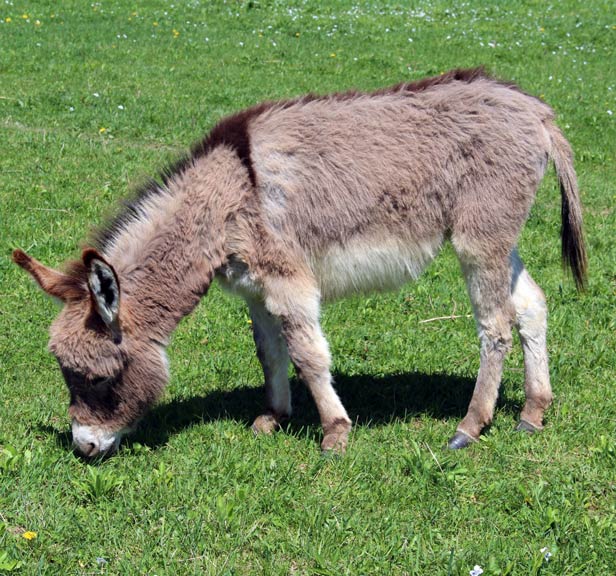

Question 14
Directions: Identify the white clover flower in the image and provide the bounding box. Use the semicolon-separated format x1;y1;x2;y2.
470;566;484;576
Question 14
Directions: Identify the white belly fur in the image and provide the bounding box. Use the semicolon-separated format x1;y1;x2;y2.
312;235;442;301
219;235;442;303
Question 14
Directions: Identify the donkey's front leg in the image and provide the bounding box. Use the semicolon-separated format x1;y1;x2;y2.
263;277;351;453
247;299;291;434
283;318;352;453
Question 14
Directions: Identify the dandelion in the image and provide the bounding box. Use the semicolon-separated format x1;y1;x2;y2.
5;17;12;23
152;21;158;26
330;52;336;57
22;531;37;540
99;127;107;134
469;566;483;576
172;28;179;38
21;13;28;19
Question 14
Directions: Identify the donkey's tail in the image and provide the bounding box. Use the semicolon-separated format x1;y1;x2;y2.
547;122;587;290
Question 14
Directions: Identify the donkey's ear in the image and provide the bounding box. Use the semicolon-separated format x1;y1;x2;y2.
83;248;121;328
12;249;87;301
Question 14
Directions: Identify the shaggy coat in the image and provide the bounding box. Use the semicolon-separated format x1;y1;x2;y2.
14;68;586;456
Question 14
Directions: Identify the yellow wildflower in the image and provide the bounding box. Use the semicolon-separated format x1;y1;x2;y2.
22;531;37;540
21;13;28;19
5;17;11;23
172;29;180;38
99;127;107;134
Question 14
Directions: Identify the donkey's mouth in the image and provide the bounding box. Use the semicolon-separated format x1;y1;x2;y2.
71;421;123;458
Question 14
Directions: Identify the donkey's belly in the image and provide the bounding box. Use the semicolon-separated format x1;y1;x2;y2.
312;234;442;301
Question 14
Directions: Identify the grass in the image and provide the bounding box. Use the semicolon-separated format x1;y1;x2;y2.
1;0;615;574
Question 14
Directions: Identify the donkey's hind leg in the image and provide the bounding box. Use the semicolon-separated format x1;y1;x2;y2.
262;275;352;453
510;250;552;433
247;298;292;434
449;256;515;449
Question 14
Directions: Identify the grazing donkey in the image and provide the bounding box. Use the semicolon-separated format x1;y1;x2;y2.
14;68;586;457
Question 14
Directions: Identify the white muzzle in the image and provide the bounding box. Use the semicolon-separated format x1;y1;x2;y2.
72;421;122;457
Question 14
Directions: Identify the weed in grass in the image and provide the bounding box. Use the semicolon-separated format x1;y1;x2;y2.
0;550;22;572
0;445;32;474
72;466;125;502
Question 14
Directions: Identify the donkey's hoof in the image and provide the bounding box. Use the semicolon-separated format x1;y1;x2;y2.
321;419;352;455
447;431;476;450
251;413;281;435
515;419;540;434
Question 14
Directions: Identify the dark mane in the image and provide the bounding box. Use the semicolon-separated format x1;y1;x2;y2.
91;102;275;253
90;155;185;254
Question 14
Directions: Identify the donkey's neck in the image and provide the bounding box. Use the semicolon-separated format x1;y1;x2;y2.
101;147;249;340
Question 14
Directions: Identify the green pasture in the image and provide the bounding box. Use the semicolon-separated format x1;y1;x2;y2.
1;0;614;574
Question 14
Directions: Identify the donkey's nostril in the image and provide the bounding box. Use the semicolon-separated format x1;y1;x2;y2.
80;441;99;457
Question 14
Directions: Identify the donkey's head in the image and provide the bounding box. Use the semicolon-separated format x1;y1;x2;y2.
13;249;168;457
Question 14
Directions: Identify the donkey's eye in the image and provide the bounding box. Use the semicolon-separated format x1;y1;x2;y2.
90;376;113;389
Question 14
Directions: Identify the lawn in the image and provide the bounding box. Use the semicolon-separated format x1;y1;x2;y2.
1;0;615;574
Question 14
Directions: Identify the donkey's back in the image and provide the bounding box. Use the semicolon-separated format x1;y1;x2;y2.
227;71;575;297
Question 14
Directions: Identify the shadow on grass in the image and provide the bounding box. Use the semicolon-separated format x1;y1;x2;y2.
39;370;521;454
125;371;515;450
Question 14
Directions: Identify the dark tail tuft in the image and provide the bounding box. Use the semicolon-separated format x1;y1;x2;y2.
548;124;588;290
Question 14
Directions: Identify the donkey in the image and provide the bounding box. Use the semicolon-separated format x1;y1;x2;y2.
13;68;586;457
